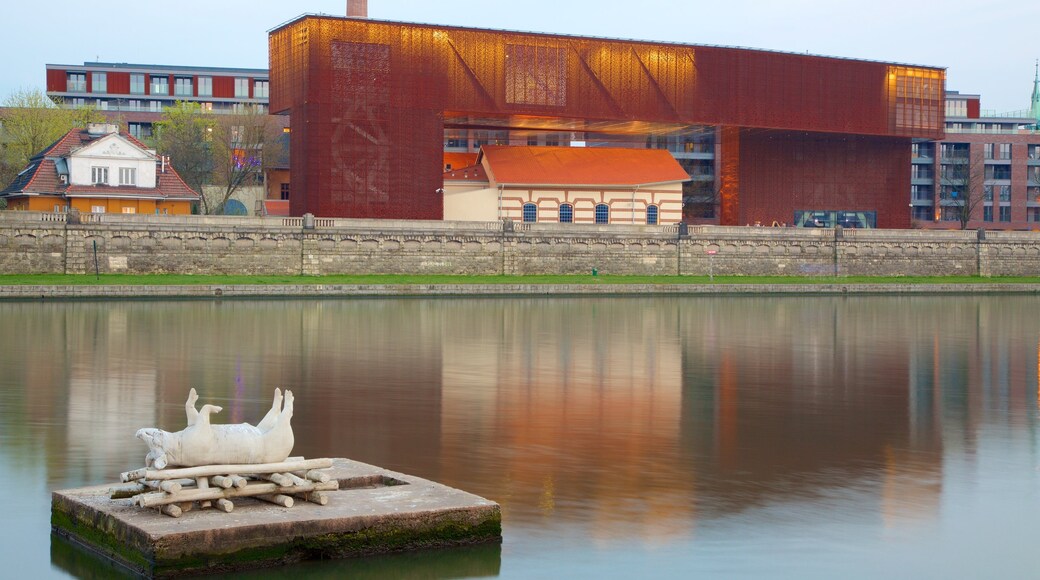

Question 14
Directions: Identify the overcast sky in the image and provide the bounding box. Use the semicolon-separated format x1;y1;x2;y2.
4;0;1037;113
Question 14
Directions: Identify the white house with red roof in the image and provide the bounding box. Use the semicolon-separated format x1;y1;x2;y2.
443;146;690;225
1;123;200;214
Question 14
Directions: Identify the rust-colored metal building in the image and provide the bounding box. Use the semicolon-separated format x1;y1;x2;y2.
269;15;945;227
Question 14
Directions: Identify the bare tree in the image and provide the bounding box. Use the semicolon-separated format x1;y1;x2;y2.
208;106;284;215
154;102;215;209
938;143;985;230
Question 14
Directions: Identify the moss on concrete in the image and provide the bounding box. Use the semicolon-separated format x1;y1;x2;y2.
55;499;501;578
51;505;152;573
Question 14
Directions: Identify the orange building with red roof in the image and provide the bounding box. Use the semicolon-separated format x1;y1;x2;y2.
1;123;200;214
444;146;689;224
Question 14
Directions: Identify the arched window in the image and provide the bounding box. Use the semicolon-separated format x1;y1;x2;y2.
646;205;659;225
595;203;609;224
559;203;573;223
522;203;538;223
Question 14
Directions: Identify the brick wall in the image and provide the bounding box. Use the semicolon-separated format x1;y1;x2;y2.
1;213;1038;277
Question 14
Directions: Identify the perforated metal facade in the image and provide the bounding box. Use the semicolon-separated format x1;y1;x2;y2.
270;16;944;225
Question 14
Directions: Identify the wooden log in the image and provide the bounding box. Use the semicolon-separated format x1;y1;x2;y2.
111;484;147;499
196;477;212;509
178;501;194;513
136;480;338;508
305;470;331;484
210;475;234;489
258;472;293;487
230;475;248;489
161;504;182;518
159;480;182;494
120;458;334;482
215;498;234;513
302;491;328;506
255;494;294;508
284;472;309;486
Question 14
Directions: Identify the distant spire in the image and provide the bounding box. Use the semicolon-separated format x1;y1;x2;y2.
1032;59;1040;123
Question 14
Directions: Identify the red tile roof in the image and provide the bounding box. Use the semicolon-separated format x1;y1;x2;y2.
443;152;478;171
478;145;691;187
1;127;199;201
443;164;489;182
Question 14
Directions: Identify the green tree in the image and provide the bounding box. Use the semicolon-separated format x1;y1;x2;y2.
208;105;284;215
154;102;215;209
0;88;103;190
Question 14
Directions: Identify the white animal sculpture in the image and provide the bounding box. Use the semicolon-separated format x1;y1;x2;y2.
136;388;295;469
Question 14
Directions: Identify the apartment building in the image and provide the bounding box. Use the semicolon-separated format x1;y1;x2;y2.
911;78;1040;229
45;62;270;140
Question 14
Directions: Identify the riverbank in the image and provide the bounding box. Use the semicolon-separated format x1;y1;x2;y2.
3;275;1040;299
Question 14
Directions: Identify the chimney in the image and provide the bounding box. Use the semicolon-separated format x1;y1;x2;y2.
347;0;368;17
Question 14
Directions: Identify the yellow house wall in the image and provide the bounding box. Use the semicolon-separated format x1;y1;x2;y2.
498;184;684;224
443;183;499;221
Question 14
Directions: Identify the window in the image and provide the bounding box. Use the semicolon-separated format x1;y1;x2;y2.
128;100;142;111
1028;208;1040;222
999;143;1011;160
91;166;108;185
121;207;137;214
67;73;86;92
999;185;1011;202
200;102;213;112
987;165;1011;180
1028;145;1040;160
595;203;609;224
983;206;993;222
128;123;152;139
999;206;1011;222
150;75;169;95
119;167;136;186
522;203;538;223
1030;186;1040;202
984;143;994;159
280;183;290;200
911;185;933;201
559;203;573;223
149;101;162;112
911;206;933;221
646;205;659;225
130;74;145;95
983;185;993;201
235;78;249;98
174;77;193;97
198;77;213;97
254;80;269;99
91;72;107;94
95;99;108;110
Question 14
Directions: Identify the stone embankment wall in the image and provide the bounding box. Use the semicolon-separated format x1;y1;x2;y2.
1;212;1038;277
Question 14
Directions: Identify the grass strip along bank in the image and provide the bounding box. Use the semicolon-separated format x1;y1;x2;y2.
3;274;1040;286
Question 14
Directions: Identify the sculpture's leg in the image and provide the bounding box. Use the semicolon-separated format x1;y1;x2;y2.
185;388;200;426
256;388;283;432
197;404;223;427
281;390;294;422
268;390;294;439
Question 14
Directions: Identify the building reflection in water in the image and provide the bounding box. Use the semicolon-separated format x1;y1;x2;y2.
0;295;1037;551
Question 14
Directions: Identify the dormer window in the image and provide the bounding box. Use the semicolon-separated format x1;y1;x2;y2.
91;166;109;185
119;167;137;186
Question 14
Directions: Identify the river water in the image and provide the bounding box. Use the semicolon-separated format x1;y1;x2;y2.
1;296;1038;578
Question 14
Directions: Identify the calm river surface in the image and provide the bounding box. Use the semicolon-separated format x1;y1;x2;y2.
1;296;1038;578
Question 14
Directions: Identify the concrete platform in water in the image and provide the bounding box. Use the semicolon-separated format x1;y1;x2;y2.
51;458;502;578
